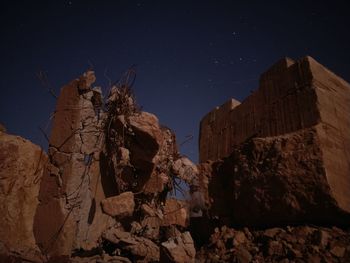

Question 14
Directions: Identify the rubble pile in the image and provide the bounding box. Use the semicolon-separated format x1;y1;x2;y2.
196;225;350;263
0;70;198;263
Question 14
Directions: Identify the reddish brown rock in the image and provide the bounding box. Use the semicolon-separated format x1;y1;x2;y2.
163;198;189;228
160;231;196;263
110;106;178;195
33;72;110;257
0;132;47;261
142;172;169;194
172;156;198;184
77;70;96;92
102;227;160;262
101;191;135;218
198;56;350;222
201;128;350;226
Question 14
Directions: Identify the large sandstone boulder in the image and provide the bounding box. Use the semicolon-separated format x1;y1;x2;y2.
0;131;48;261
199;128;350;227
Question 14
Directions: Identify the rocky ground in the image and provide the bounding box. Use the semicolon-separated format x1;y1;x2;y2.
196;225;350;263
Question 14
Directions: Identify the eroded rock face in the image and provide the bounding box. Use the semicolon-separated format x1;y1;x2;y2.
0;131;48;262
199;128;350;227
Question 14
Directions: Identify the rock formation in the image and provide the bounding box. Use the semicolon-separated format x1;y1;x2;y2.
0;127;48;262
0;56;349;262
0;70;197;262
198;56;350;226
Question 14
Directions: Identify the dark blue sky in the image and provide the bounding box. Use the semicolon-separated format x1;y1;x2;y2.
1;1;349;162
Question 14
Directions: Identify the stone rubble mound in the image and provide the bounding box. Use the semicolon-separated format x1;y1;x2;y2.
196;225;350;263
0;70;197;263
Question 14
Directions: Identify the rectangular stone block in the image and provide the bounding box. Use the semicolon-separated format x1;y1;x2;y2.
199;56;350;214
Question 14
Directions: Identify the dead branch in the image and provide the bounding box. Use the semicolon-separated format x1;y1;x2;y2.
180;134;194;146
38;126;50;143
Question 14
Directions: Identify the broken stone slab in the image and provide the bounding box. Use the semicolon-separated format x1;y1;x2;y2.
160;231;196;263
142;172;169;194
141;203;156;217
172;156;198;184
141;216;162;240
124;237;159;262
103;228;137;246
111;110;178;194
101;191;135;218
0;132;48;261
127;112;163;160
162;198;189;228
102;227;160;262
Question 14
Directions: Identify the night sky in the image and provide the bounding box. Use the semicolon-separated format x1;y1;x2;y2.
1;1;349;162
